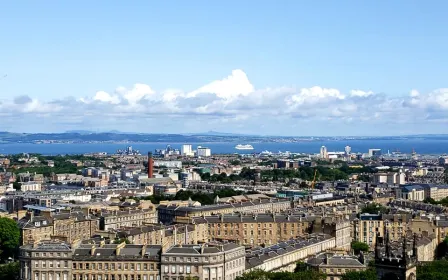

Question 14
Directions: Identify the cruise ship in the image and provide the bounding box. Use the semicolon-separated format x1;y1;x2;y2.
235;144;254;150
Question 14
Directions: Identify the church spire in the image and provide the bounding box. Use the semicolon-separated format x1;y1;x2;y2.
385;228;391;257
402;233;407;265
413;233;418;259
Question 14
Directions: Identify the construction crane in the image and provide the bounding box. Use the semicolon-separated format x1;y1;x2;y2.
310;168;318;190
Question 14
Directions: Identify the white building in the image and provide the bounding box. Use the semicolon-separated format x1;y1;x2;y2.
320;146;328;159
373;171;405;185
197;146;211;157
246;234;336;272
345;146;351;155
154;160;183;168
181;144;194;156
368;149;382;157
20;181;42;192
161;243;246;280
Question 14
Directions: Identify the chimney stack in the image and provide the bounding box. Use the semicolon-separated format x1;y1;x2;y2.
148;152;154;178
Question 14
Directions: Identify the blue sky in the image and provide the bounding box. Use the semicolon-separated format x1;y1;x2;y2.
0;1;448;136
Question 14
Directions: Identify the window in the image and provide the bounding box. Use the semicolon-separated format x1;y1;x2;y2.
164;266;169;273
194;258;198;262
186;266;191;274
171;266;176;273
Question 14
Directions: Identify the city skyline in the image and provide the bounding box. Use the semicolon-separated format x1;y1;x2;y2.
1;1;448;136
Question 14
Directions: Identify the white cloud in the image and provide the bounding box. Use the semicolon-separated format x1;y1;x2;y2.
1;69;448;134
350;89;374;97
187;69;254;100
93;91;120;104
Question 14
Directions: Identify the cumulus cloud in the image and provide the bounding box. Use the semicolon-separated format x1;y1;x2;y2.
187;69;254;100
1;69;448;134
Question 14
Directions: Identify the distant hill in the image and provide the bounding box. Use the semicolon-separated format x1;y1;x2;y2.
189;131;258;136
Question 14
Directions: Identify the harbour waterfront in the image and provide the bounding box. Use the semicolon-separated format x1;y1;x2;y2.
0;139;448;155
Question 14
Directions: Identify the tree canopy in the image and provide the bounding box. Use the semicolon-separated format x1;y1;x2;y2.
0;262;19;280
361;203;388;214
341;269;377;280
417;259;448;280
0;217;20;261
235;268;326;280
351;241;369;254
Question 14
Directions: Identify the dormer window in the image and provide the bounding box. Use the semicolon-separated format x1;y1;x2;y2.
35;222;40;227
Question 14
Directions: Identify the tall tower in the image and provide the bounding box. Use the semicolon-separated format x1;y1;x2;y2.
320;146;328;159
345;145;351;155
375;232;417;280
147;152;154;178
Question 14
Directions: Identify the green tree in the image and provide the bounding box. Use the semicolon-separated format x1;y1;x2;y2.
341;269;376;280
423;197;437;204
236;268;326;280
113;238;131;244
0;217;20;261
436;236;448;259
12;182;21;191
0;262;19;280
417;259;448;280
351;241;369;254
294;261;308;272
229;160;241;165
361;203;387;214
236;269;270;280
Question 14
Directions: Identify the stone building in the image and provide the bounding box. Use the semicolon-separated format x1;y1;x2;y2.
71;243;161;280
96;224;207;250
319;217;352;251
158;198;292;224
352;213;411;248
18;211;99;245
307;253;367;280
186;213;309;247
20;240;162;280
20;240;73;280
374;233;417;280
245;234;336;272
161;243;246;280
98;207;158;230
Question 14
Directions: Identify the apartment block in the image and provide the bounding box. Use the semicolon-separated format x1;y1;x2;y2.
99;208;158;230
72;243;161;280
186;213;309;247
97;224;208;250
158;198;292;224
19;211;100;246
245;234;336;272
161;243;246;280
353;214;411;248
20;240;73;280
